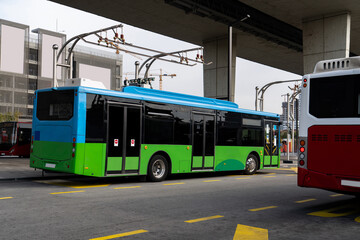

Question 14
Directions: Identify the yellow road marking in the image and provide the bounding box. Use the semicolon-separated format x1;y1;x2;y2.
114;186;141;190
185;215;224;223
308;204;359;218
277;167;298;173
0;197;13;200
249;206;278;212
286;174;297;176
266;173;276;175
295;198;316;203
330;194;344;197
89;229;148;240
236;177;252;180
50;190;85;195
36;180;109;189
355;216;360;223
233;224;268;240
263;176;276;178
203;180;221;182
163;182;185;186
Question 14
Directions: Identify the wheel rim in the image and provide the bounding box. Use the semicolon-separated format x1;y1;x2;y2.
152;159;165;179
246;157;256;173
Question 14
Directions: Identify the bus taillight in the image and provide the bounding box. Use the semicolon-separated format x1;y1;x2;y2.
298;138;307;168
303;78;308;88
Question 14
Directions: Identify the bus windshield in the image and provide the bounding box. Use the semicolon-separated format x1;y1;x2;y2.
36;90;74;121
0;122;16;149
309;74;360;118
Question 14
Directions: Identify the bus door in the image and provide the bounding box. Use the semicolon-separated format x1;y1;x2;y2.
106;102;141;175
191;112;215;171
263;121;280;167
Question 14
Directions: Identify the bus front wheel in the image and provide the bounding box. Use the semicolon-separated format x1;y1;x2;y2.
148;155;169;182
245;154;258;175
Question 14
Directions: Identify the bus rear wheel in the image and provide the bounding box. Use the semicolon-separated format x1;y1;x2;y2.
245;154;258;175
148;155;169;182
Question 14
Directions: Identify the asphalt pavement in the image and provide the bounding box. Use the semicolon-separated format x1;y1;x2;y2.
0;155;298;181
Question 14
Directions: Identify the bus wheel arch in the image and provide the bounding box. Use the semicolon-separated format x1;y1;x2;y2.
244;152;260;175
147;151;171;182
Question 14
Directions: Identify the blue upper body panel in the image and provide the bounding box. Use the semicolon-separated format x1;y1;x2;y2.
35;86;279;118
33;86;279;143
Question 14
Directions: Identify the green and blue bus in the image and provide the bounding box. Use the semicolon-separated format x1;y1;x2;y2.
30;85;280;181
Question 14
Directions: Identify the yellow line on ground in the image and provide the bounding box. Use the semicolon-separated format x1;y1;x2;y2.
70;184;110;189
163;182;185;186
89;229;148;240
286;174;297;176
277;167;298;173
185;215;224;223
266;173;276;175
236;177;252;180
50;190;85;195
233;224;269;240
35;180;110;189
330;194;344;197
263;176;277;178
203;180;221;182
249;206;278;212
295;198;316;203
355;216;360;223
0;197;13;200
113;186;141;190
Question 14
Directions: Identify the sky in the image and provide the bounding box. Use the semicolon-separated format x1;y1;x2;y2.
0;0;301;114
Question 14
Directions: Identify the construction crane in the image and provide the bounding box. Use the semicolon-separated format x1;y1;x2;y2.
149;69;176;90
124;68;176;90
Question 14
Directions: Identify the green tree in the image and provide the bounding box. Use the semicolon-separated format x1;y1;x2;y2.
0;112;20;122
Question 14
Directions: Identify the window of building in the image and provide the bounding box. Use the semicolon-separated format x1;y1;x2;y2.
14;92;27;105
0;75;13;88
0;90;12;103
29;48;38;61
28;64;38;76
15;77;27;89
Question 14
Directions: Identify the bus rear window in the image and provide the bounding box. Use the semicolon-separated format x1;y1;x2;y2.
36;90;74;120
309;74;360;118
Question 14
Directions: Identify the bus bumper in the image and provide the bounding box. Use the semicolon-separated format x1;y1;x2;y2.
298;167;360;194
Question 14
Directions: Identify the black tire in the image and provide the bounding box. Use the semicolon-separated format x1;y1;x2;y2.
147;155;169;182
244;154;258;175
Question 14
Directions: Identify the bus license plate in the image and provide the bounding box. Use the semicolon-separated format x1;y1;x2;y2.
45;163;56;168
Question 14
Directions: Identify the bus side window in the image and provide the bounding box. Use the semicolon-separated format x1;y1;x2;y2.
358;94;360;115
18;128;31;146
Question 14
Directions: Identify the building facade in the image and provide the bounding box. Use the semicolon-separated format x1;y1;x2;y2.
0;19;123;120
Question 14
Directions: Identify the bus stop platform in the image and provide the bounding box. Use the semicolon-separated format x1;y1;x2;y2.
0;156;298;181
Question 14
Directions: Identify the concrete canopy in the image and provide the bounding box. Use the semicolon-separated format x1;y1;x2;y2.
50;0;360;75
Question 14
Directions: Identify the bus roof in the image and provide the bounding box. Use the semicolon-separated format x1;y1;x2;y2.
36;86;279;118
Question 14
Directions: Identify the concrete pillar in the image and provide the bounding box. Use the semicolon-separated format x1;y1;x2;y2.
203;34;236;101
303;12;351;74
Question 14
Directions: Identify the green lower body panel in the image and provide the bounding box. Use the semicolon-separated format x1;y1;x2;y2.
106;156;139;172
140;144;192;175
192;156;203;168
214;146;265;171
30;141;279;178
204;156;214;168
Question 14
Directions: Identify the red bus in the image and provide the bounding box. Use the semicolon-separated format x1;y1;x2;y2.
298;56;360;194
0;122;32;157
